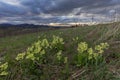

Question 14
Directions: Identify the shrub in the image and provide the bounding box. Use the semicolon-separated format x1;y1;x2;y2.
75;42;109;67
55;50;67;65
56;50;63;64
51;35;64;51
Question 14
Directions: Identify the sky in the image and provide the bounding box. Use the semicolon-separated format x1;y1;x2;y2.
0;0;120;24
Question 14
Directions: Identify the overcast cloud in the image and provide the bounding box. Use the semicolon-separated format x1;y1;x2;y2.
0;0;120;24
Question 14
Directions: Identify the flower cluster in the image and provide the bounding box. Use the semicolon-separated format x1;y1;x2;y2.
76;42;109;66
0;62;8;76
0;36;109;78
51;35;64;50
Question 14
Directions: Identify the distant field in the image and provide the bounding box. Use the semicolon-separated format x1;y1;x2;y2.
0;23;120;80
0;27;59;38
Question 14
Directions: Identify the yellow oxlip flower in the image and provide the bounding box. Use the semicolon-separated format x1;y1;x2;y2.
0;62;8;75
16;52;26;60
77;42;88;53
88;48;94;60
56;50;62;61
26;53;35;61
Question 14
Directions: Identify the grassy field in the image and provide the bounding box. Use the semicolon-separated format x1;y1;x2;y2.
0;23;120;80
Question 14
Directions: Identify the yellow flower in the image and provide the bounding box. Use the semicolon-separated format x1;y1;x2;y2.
88;48;94;60
26;53;35;61
16;52;26;60
77;42;88;53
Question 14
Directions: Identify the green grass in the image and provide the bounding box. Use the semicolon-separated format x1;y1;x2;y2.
0;23;120;80
0;26;95;58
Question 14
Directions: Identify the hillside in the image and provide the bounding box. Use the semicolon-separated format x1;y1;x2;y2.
0;23;120;80
0;24;70;37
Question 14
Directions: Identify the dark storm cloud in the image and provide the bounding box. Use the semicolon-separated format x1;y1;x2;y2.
45;0;111;14
0;0;120;24
19;0;119;15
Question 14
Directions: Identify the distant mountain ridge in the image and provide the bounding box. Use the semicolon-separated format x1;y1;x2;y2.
0;23;53;28
0;23;74;29
0;23;64;37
